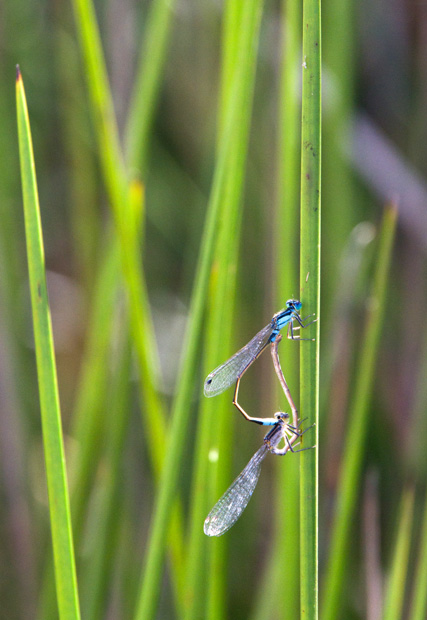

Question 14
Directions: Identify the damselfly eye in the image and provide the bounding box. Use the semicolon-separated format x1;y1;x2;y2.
286;298;302;311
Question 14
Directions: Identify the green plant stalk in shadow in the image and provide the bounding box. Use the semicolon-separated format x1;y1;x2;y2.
321;204;398;620
183;0;263;617
383;486;415;620
251;0;302;617
134;1;266;615
409;489;427;620
69;0;186;608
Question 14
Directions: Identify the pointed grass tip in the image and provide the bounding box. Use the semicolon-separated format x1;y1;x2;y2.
16;65;21;81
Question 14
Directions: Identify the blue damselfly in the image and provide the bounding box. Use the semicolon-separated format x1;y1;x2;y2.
204;299;315;425
204;413;312;536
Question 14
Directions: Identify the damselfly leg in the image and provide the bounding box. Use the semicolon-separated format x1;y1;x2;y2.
283;435;316;453
287;313;318;341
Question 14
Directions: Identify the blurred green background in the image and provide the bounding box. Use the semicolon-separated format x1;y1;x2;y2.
1;0;427;619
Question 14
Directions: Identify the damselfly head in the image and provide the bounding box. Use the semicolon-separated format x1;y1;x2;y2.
286;298;302;311
274;412;289;421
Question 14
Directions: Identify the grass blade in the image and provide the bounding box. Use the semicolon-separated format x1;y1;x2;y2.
183;2;265;617
16;66;81;620
80;335;133;620
69;0;186;605
299;0;322;616
69;233;121;530
251;0;303;617
383;486;415;620
125;0;176;172
408;490;427;620
322;0;357;314
36;230;121;620
273;0;302;614
321;204;398;620
134;3;265;616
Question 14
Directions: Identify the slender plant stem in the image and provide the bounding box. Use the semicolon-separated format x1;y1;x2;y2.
299;0;321;616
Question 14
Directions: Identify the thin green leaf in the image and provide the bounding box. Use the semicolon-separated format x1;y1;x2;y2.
16;66;81;620
408;490;427;620
125;0;176;173
36;229;121;620
383;486;415;620
79;334;133;620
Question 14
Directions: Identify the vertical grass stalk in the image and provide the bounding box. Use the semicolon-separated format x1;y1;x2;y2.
125;0;176;172
133;5;265;610
273;0;302;616
383;486;415;620
69;0;187;606
205;5;265;618
321;204;398;620
299;0;321;617
409;489;427;620
321;0;356;316
79;336;133;620
250;0;302;617
183;1;263;617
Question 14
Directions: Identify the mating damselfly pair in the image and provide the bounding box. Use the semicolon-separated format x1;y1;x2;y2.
203;299;316;536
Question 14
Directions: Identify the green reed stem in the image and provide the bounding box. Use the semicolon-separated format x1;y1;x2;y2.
299;0;321;616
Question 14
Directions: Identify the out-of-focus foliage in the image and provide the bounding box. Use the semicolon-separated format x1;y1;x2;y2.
1;0;427;618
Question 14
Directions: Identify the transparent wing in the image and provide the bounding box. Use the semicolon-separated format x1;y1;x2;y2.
204;324;272;397
204;445;269;537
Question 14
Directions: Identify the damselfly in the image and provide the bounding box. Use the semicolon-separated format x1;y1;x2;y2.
204;413;312;536
204;299;316;425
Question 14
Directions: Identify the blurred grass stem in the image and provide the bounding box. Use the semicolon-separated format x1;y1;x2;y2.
321;205;398;620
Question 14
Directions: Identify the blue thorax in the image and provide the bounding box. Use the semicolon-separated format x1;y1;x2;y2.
269;299;302;342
